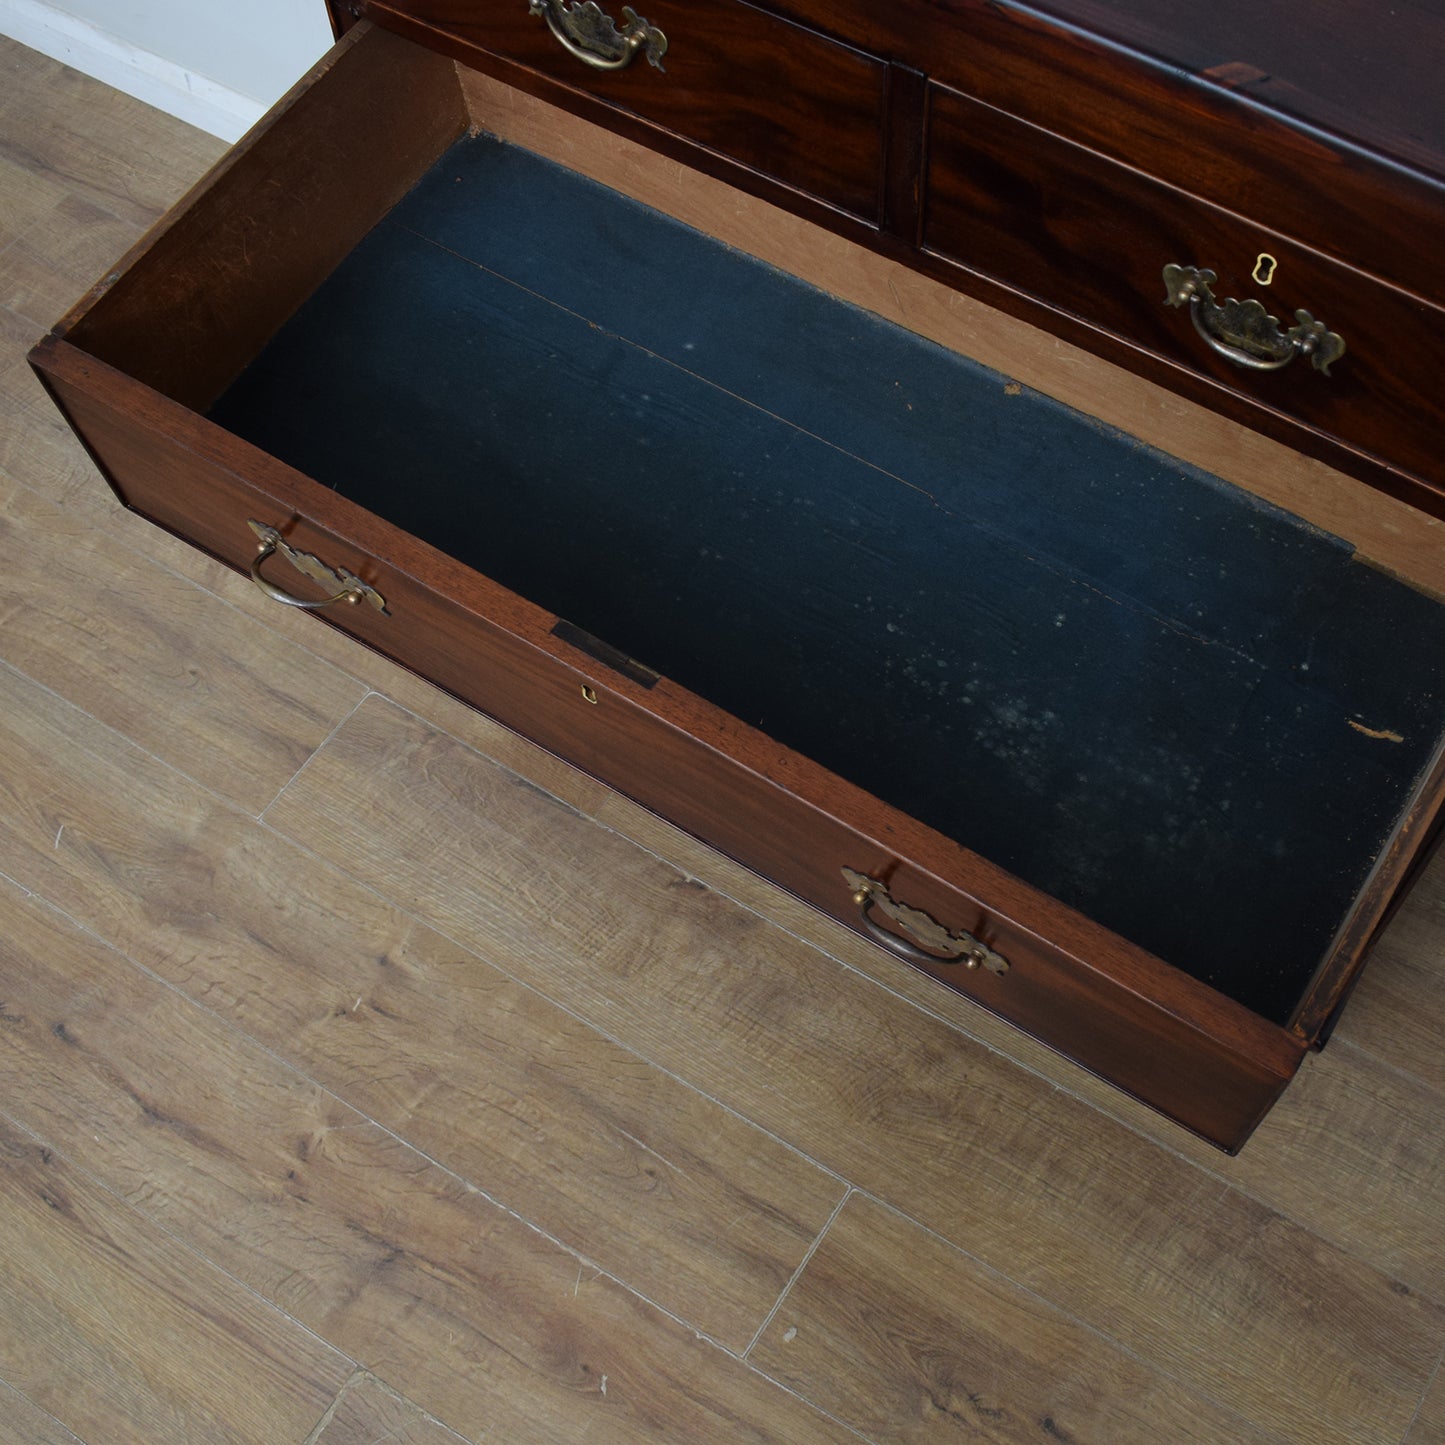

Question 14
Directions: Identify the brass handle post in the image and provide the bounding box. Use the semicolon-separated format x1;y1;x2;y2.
1163;263;1345;375
247;521;388;614
842;868;1009;975
528;0;667;71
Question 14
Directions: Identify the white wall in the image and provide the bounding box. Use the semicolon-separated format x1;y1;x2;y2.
0;0;334;139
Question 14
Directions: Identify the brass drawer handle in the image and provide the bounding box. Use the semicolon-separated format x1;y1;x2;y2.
842;868;1009;975
528;0;668;71
1163;264;1345;375
247;521;388;614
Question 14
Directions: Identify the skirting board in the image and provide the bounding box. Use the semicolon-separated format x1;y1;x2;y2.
0;0;264;140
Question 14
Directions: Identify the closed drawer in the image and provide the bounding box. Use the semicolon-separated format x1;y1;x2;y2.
923;84;1445;494
370;0;887;221
31;23;1445;1151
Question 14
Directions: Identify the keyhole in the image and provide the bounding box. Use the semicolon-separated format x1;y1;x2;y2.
581;685;599;705
1252;252;1277;286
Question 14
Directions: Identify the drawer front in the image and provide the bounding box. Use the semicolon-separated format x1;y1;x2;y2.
372;0;886;222
913;0;1445;306
35;340;1305;1151
923;85;1445;493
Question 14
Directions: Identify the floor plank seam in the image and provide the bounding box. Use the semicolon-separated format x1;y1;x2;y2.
0;1376;87;1445
0;866;35;899
1;886;792;1368
1400;1342;1445;1444
850;1186;1305;1445
257;688;376;822
247;789;1445;1332
0;1101;361;1380
1326;1028;1445;1102
742;1186;854;1362
300;1367;365;1445
0;651;287;822
339;1370;477;1444
738;1369;880;1445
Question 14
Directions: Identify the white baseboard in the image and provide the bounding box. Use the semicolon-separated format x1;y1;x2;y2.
0;0;264;140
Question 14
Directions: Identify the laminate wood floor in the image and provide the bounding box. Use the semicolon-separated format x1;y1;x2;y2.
0;32;1442;1445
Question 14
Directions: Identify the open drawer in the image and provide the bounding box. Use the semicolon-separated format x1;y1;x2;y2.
29;21;1445;1151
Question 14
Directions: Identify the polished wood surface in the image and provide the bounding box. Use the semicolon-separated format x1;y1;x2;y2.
375;0;886;220
3;35;1444;1445
1021;0;1445;177
924;83;1445;494
370;0;1445;516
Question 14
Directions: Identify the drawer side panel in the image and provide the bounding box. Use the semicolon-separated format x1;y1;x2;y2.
59;23;468;413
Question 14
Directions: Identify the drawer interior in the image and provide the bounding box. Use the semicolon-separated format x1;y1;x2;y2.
195;127;1445;1026
51;24;1445;1033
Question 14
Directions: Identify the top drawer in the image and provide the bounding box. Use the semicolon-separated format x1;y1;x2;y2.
371;0;886;221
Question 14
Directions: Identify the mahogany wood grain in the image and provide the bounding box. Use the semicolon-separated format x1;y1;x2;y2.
923;84;1445;500
734;0;1445;304
369;0;886;222
1020;0;1445;180
59;23;465;411
880;62;927;246
32;336;1304;1150
367;0;1445;514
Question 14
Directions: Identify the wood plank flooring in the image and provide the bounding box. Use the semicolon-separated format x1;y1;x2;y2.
1;32;1442;1445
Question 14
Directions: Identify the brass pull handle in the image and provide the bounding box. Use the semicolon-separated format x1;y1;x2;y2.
247;520;388;614
842;868;1009;975
528;0;667;71
1163;264;1345;375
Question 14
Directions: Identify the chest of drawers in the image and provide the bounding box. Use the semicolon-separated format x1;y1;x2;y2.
30;2;1445;1149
